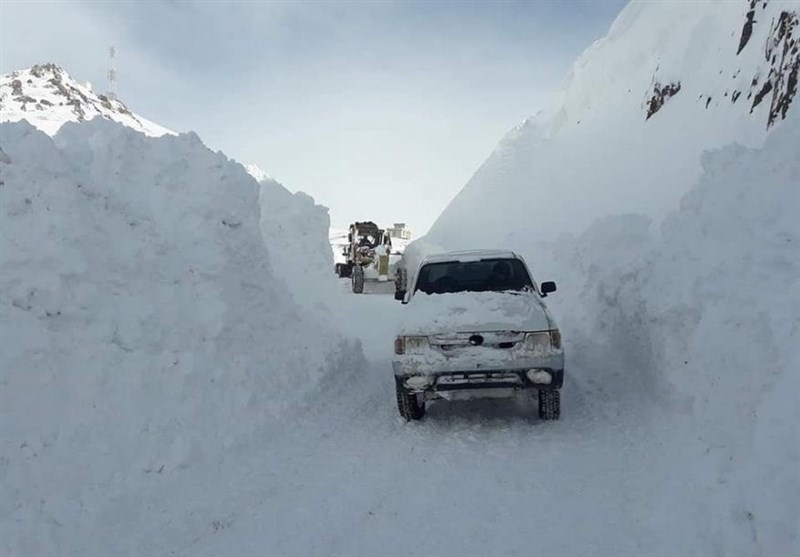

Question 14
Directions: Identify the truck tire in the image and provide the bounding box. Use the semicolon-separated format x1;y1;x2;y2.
395;377;425;421
335;263;342;277
395;266;407;296
340;263;352;278
352;265;364;294
538;389;560;420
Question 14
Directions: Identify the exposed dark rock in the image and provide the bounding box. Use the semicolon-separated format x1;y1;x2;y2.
751;80;773;110
645;81;681;119
2;63;147;126
706;96;713;108
738;0;759;54
751;9;800;127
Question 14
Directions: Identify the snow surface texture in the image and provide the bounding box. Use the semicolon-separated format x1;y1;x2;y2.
427;0;800;247
0;64;172;137
0;120;362;555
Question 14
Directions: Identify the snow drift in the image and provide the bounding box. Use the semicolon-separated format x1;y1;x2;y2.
0;119;362;555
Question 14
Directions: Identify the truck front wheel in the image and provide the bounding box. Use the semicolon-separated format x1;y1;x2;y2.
538;389;560;420
395;377;425;421
352;265;364;293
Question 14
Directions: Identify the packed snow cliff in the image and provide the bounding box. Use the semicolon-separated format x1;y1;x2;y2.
0;119;362;555
540;119;800;554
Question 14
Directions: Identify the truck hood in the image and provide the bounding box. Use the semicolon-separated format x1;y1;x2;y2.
399;291;555;336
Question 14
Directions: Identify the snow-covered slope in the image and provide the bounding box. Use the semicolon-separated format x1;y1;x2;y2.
427;0;799;248
0;64;172;137
0;119;362;555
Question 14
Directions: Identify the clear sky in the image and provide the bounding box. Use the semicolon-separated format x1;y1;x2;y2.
0;0;626;235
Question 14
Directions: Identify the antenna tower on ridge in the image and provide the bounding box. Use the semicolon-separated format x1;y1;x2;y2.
107;46;118;101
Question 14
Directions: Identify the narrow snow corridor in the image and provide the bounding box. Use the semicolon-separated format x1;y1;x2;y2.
109;282;757;557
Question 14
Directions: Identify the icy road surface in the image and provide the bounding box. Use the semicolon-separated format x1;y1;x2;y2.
69;281;755;557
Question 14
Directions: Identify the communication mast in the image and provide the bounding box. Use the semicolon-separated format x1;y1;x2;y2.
107;46;118;101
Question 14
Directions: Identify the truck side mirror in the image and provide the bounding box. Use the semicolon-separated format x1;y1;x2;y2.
541;281;557;297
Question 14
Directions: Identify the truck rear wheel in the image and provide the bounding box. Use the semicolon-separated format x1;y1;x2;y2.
352;265;364;293
538;389;560;420
395;377;425;421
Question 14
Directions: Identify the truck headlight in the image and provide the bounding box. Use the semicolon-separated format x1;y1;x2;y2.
394;336;428;355
526;370;552;384
524;330;562;352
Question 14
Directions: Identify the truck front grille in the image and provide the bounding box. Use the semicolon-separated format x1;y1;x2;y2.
435;372;523;391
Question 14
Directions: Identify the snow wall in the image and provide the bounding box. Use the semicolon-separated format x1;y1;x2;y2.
258;177;338;311
416;0;800;552
0;119;363;554
541;121;799;553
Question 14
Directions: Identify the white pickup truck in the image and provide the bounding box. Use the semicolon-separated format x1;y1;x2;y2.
392;250;563;421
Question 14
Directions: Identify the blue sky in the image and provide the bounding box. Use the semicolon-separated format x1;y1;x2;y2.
1;0;627;234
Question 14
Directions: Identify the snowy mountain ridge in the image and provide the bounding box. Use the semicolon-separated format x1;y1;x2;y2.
0;63;172;137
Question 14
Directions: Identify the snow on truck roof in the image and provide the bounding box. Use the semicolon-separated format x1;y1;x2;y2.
420;249;520;264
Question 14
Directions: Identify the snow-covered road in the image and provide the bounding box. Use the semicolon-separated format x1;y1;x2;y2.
121;283;750;557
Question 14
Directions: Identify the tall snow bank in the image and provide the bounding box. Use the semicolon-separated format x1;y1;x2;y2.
258;177;337;310
0;120;362;554
537;117;799;554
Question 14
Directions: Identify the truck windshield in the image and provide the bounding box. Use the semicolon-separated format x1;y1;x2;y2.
414;258;534;295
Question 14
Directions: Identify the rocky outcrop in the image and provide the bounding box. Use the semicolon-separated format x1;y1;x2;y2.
0;64;171;137
645;81;682;119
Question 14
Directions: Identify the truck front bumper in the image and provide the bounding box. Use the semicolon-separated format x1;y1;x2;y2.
395;367;564;401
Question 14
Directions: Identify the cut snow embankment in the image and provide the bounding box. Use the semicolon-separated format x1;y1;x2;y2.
0;119;362;555
545;119;800;551
258;177;337;311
